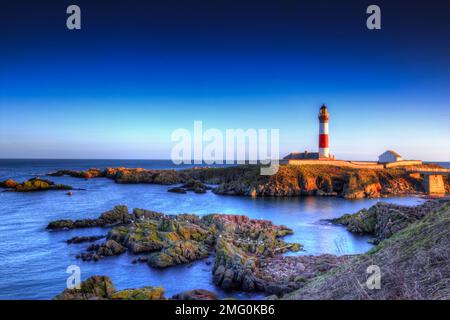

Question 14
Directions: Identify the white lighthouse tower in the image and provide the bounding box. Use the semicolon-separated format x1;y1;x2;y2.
318;104;330;158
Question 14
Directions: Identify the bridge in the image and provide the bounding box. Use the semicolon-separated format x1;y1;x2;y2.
404;167;450;194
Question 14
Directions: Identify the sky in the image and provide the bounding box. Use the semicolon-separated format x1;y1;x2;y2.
0;0;449;161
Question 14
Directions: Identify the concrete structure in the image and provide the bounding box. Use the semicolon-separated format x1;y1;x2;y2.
378;150;403;163
404;167;450;194
423;175;446;194
318;104;329;158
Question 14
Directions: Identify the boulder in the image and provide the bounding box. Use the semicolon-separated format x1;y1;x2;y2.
168;187;187;194
54;276;115;300
0;179;19;188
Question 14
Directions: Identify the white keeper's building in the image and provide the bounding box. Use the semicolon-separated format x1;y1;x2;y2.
378;150;403;163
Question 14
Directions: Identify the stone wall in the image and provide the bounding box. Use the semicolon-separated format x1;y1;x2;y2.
384;160;423;168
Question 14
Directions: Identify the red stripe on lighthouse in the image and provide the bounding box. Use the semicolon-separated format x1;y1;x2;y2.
319;134;328;148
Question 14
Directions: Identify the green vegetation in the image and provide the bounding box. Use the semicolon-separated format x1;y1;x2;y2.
281;200;450;300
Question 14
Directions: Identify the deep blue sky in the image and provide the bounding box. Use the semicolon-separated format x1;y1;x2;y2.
1;0;449;160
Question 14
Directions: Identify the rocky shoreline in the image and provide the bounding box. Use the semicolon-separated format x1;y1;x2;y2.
51;199;450;300
327;199;447;244
278;199;450;300
47;164;449;199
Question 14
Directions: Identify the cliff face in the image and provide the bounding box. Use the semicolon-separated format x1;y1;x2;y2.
212;165;446;198
279;201;450;300
48;164;449;199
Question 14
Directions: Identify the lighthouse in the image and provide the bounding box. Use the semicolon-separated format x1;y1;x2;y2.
318;104;330;158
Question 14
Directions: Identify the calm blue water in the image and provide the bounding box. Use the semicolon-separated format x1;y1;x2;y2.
0;159;447;300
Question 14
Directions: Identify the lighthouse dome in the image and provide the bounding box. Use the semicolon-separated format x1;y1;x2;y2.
319;104;328;115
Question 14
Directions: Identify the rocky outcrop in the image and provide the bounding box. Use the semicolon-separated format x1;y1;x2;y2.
211;215;301;292
54;276;166;300
48;164;448;198
67;235;104;244
329;200;446;243
181;179;210;193
48;168;104;179
54;276;115;300
168;187;187;194
0;179;19;188
47;206;301;294
77;240;126;261
47;205;133;230
212;165;442;198
49;167;186;185
104;167;183;185
167;180;211;194
279;200;450;300
1;177;73;192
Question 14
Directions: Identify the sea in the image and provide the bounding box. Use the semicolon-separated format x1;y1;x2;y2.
0;159;448;300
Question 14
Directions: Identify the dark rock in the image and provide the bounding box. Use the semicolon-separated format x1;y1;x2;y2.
172;289;218;300
67;235;104;244
168;187;187;194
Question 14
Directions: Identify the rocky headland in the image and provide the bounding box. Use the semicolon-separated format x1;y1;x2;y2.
0;177;74;192
47;164;449;199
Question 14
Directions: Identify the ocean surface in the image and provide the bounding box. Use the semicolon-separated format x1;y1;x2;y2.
0;159;448;300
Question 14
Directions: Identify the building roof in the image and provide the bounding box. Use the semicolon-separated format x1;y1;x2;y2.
385;150;402;157
319;104;328;115
283;152;320;160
